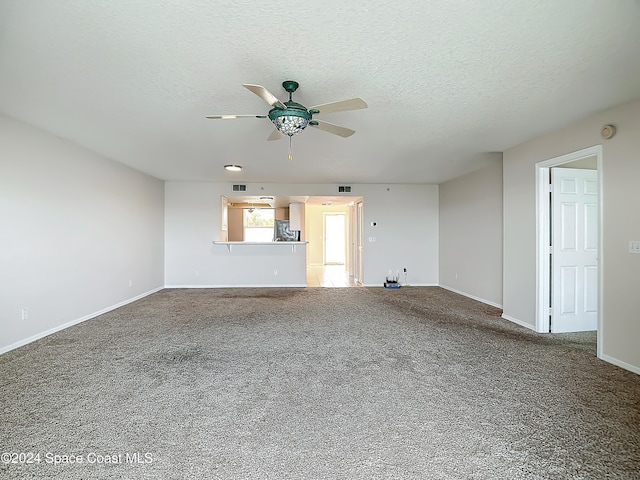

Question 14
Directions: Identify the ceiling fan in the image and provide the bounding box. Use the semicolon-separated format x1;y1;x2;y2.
206;80;367;159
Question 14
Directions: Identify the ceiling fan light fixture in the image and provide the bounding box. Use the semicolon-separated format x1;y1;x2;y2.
273;116;309;136
268;101;312;137
224;164;243;172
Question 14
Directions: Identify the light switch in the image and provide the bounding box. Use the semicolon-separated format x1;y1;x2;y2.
368;237;376;242
629;241;640;254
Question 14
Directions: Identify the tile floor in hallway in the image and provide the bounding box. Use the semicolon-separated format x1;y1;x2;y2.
306;265;360;288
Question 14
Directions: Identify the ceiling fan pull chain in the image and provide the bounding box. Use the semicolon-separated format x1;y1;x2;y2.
288;136;294;161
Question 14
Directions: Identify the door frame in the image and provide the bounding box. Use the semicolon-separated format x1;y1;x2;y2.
535;145;603;353
356;201;364;285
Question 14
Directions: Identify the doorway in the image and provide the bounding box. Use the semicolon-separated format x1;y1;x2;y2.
324;213;346;264
550;167;598;332
535;146;602;350
304;198;361;288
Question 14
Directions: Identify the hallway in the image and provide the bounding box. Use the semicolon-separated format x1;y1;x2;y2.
306;265;359;288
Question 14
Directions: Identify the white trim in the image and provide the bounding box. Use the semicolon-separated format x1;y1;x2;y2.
535;145;603;341
600;354;640;376
364;283;438;287
439;284;503;309
501;313;537;331
0;287;164;355
596;153;604;361
164;284;307;288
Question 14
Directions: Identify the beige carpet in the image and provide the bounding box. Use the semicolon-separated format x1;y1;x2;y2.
1;287;639;479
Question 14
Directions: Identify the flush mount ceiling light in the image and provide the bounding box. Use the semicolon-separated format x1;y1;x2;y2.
224;164;242;172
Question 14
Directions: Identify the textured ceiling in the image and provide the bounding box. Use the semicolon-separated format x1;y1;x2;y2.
1;1;640;184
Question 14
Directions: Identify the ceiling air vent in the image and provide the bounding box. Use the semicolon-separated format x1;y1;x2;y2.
232;184;247;192
338;185;352;193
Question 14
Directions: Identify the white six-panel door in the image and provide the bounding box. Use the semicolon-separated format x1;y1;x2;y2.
551;167;598;333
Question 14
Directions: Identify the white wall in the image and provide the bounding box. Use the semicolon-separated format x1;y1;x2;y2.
164;182;439;287
439;160;503;307
503;99;640;373
164;182;307;287
0;115;165;353
360;184;438;286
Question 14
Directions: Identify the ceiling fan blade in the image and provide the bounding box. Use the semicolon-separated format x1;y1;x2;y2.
311;120;356;138
309;97;367;115
206;114;265;119
267;129;283;141
243;84;287;110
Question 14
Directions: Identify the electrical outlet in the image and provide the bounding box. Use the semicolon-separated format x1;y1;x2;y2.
630;241;640;254
21;308;28;320
195;270;199;277
128;279;133;287
273;269;278;276
388;269;393;276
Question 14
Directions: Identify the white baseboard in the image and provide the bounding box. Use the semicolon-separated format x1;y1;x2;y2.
164;284;307;288
439;285;503;309
0;286;164;355
501;313;537;331
599;354;640;375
